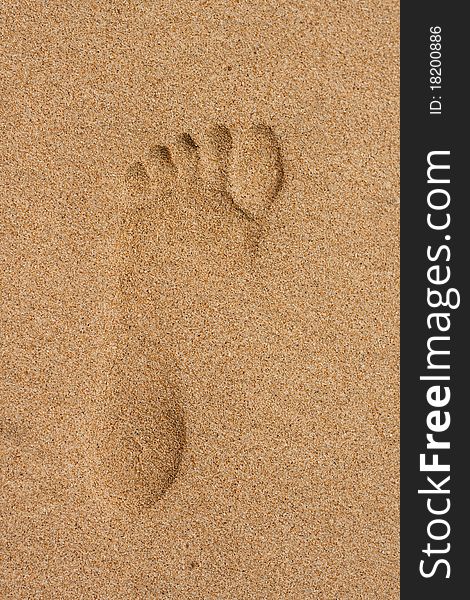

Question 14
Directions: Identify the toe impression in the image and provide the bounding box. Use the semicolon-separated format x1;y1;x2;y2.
229;124;283;223
199;125;233;193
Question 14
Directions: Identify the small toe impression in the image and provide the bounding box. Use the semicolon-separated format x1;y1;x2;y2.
199;125;233;193
229;124;283;222
170;133;200;182
125;161;150;193
146;145;176;181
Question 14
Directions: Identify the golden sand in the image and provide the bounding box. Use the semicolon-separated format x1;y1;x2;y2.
1;1;399;597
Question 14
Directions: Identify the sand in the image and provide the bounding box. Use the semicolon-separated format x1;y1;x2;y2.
1;1;399;598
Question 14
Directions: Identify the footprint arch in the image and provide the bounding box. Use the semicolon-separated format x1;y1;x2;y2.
93;201;187;512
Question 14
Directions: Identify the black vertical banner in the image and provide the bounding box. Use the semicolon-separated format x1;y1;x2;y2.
401;3;467;598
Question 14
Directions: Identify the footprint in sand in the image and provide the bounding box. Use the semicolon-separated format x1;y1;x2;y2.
94;124;283;511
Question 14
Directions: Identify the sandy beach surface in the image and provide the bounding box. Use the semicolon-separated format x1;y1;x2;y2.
1;1;399;598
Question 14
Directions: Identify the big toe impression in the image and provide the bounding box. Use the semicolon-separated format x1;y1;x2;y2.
230;124;283;222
